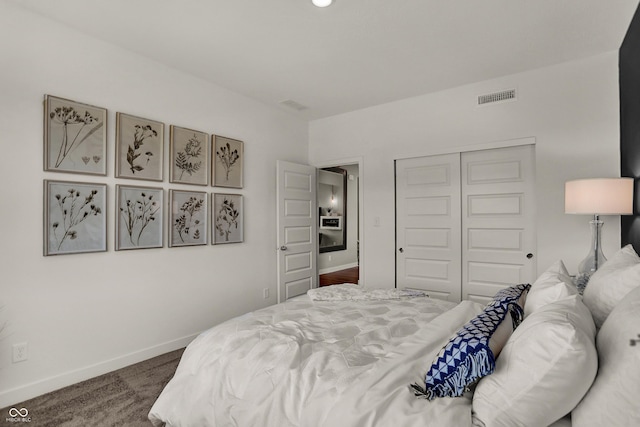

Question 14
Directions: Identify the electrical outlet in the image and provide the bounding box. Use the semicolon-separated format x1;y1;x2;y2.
328;255;332;262
263;288;270;299
12;342;28;363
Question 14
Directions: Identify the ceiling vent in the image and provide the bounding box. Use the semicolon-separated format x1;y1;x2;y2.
478;89;516;105
280;99;309;111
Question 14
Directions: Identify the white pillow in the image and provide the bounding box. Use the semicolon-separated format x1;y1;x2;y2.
524;260;577;317
572;285;640;427
583;244;640;328
472;295;597;427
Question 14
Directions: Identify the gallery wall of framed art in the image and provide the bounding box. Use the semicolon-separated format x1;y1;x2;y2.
42;94;246;256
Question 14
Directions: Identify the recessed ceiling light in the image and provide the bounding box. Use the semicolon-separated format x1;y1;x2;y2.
312;0;333;7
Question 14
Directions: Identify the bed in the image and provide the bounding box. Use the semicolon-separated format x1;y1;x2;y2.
149;246;640;427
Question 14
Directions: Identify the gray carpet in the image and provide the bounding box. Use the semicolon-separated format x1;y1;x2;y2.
1;348;183;427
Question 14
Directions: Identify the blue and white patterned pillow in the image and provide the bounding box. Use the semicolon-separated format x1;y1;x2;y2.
411;283;530;400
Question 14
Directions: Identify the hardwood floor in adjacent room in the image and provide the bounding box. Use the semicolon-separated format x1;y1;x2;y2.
319;266;359;287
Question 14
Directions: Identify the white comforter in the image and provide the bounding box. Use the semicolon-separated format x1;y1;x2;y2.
149;289;485;427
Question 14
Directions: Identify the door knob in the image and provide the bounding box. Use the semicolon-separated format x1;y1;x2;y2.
280;246;288;251
526;253;533;259
399;248;404;253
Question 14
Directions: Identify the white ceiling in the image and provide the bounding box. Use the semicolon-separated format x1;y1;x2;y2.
12;0;639;121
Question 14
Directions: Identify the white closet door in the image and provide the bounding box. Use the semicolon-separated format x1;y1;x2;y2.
396;154;462;302
461;145;536;304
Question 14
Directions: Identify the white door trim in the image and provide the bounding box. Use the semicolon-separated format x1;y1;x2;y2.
394;137;536;162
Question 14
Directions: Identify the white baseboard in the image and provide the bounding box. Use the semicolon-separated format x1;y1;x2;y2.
318;262;358;276
0;333;197;409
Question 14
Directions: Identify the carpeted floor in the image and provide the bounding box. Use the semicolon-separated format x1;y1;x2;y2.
1;348;183;427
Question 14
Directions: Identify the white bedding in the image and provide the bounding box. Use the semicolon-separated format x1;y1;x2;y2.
307;283;427;301
149;291;485;427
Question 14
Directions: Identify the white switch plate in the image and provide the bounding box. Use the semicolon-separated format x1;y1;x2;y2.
263;288;269;299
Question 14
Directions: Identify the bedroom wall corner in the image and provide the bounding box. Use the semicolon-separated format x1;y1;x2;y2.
0;2;308;408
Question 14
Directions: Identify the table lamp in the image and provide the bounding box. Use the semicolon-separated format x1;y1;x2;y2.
565;178;634;281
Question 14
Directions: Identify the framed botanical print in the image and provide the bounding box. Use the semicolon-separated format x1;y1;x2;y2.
169;125;209;185
212;135;243;188
115;112;164;181
116;185;164;250
44;95;107;175
212;193;243;244
44;180;107;256
169;190;208;247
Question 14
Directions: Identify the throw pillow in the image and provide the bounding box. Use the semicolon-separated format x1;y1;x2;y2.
411;284;529;400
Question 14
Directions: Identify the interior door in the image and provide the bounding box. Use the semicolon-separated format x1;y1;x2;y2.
461;144;536;304
395;154;462;302
276;160;317;303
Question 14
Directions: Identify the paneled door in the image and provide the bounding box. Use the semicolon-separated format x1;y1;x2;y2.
276;160;317;303
395;154;462;302
461;145;536;304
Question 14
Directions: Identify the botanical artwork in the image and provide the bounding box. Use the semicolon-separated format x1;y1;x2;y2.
44;180;107;256
44;95;107;175
116;185;163;250
170;126;209;185
116;113;164;181
212;136;243;188
169;190;208;247
213;193;243;244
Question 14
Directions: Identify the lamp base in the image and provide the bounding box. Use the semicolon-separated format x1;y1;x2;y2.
576;216;606;292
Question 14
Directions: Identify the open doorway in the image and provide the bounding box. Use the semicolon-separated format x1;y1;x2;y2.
318;163;360;286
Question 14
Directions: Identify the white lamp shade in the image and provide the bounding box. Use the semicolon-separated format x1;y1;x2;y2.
565;178;634;215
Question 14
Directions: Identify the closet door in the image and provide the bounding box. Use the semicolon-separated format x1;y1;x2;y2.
461;145;536;303
396;154;462;302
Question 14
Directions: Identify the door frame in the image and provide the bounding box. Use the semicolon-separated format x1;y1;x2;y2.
313;157;365;287
393;137;536;162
